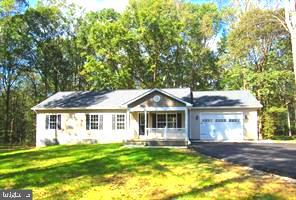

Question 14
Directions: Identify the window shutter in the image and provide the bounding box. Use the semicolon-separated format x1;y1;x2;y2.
57;115;61;130
99;115;103;130
152;113;156;128
86;114;89;130
112;114;116;130
177;113;182;128
45;115;49;129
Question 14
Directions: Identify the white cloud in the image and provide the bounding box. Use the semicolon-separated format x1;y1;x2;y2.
67;0;129;12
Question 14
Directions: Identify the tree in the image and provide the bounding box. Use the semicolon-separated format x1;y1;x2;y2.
218;8;295;137
0;0;86;145
0;14;32;144
80;0;223;90
24;2;85;96
285;0;296;83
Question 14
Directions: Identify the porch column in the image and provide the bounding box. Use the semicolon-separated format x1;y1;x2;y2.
185;108;189;143
144;109;147;140
164;113;168;139
126;109;130;141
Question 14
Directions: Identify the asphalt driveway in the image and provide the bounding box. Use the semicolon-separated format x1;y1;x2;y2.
191;142;296;179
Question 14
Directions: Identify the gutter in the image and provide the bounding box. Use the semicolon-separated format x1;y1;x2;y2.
31;106;128;111
190;105;263;109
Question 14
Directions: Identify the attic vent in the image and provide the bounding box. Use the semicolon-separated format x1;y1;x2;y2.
153;95;161;102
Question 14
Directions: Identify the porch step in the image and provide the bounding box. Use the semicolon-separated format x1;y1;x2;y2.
124;140;188;146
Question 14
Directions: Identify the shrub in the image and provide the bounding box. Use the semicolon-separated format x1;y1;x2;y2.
262;113;276;139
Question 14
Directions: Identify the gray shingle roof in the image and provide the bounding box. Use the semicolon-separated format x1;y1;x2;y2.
32;88;191;109
32;88;262;110
192;90;262;108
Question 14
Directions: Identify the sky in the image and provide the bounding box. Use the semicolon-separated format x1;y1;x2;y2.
28;0;214;12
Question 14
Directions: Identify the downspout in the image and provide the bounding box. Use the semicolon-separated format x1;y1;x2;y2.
33;109;38;147
187;107;191;146
190;87;194;104
188;88;194;145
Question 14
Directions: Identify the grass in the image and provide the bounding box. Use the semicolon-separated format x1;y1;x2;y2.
0;144;295;200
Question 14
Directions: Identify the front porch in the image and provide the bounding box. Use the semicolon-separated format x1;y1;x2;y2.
127;107;189;143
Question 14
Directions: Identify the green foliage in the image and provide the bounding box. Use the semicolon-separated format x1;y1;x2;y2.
262;107;288;138
262;112;276;139
0;0;85;144
78;0;223;90
270;135;296;141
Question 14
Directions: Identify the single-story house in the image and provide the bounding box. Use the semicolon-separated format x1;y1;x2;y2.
31;88;262;146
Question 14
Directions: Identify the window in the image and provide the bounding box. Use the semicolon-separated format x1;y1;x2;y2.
90;115;98;129
112;114;125;130
86;114;103;130
202;119;213;123
215;119;227;122
229;119;240;123
157;114;166;128
116;114;125;130
155;113;182;128
45;114;61;130
167;114;177;128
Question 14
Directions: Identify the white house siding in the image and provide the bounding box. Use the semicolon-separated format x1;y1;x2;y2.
130;112;139;138
190;108;258;140
36;109;129;147
35;109;259;146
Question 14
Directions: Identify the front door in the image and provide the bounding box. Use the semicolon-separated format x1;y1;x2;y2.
139;113;146;136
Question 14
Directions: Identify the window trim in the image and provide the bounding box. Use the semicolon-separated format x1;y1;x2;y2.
156;113;167;128
112;114;126;130
86;113;104;130
155;112;181;129
46;114;61;130
167;113;177;128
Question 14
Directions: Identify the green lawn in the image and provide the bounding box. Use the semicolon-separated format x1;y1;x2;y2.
0;144;295;200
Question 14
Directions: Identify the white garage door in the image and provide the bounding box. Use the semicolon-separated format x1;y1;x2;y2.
200;113;244;141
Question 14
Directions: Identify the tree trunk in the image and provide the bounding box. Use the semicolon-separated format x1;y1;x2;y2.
291;36;296;83
4;86;11;143
285;0;296;82
54;68;59;93
295;105;296;132
287;105;292;136
9;118;14;147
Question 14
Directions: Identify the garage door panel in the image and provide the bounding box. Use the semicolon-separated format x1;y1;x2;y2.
200;113;243;141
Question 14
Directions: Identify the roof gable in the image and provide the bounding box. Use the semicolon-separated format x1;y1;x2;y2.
125;88;192;107
127;90;187;108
